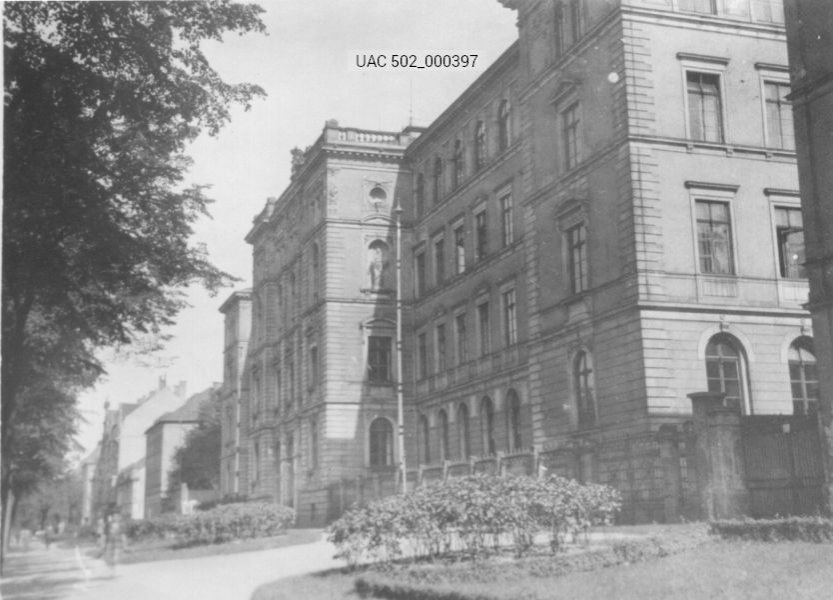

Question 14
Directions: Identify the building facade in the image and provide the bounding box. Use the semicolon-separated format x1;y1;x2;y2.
784;0;833;507
235;0;812;524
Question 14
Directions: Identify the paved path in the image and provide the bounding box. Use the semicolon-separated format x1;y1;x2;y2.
1;534;345;600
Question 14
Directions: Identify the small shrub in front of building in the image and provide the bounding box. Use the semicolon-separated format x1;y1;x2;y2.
710;516;833;543
126;503;295;547
327;474;622;567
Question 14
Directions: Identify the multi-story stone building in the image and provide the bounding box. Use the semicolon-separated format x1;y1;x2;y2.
234;0;812;525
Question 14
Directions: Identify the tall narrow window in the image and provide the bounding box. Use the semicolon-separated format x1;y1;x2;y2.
457;403;471;458
554;2;565;58
369;418;393;467
567;222;588;294
687;72;723;143
502;288;518;346
415;251;426;297
417;332;428;379
480;397;496;456
311;244;320;302
435;323;447;373
569;0;581;42
475;210;488;261
419;414;430;464
478;302;491;356
475;121;487;171
309;417;318;469
574;350;596;428
368;336;392;384
764;81;795;150
454;224;466;274
433;156;443;204
789;338;818;416
438;409;450;461
506;390;522;451
455;313;468;365
498;100;512;151
563;102;581;170
453;140;464;189
696;200;734;275
705;335;746;411
434;236;445;285
415;172;425;216
500;190;514;247
308;346;319;389
775;206;806;279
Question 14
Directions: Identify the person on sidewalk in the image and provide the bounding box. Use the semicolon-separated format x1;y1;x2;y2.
103;512;127;576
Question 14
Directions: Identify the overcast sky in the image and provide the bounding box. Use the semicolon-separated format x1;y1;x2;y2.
75;0;519;453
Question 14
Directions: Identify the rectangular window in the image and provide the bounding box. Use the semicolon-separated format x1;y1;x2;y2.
417;333;428;379
475;210;488;261
454;224;466;275
415;251;426;297
775;206;806;279
563;102;581;170
554;3;565;58
434;237;445;285
502;289;518;347
455;313;467;365
752;0;785;24
687;72;724;143
477;302;491;357
764;81;795;150
678;0;716;13
435;324;447;372
415;173;425;216
696;200;734;275
500;190;514;247
569;0;581;43
567;223;588;294
368;336;391;383
308;346;318;390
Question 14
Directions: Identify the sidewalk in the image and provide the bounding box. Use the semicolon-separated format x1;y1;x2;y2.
1;534;345;600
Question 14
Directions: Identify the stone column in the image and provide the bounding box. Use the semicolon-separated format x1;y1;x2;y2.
689;391;749;520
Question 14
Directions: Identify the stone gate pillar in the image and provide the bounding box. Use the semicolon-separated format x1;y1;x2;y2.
689;391;749;520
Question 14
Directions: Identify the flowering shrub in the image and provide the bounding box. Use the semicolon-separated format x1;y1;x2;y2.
125;503;295;547
327;474;621;566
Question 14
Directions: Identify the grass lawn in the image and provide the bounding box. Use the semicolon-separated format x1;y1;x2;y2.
83;528;323;564
252;540;833;600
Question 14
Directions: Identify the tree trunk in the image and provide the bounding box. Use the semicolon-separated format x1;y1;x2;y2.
1;486;16;575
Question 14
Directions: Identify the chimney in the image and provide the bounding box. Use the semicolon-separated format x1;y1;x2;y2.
174;381;187;398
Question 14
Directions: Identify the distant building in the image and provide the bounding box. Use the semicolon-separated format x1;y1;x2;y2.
784;0;833;507
230;0;809;525
144;384;220;518
78;444;100;525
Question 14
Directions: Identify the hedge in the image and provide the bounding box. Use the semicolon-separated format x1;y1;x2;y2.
710;516;833;543
327;474;622;566
126;502;295;547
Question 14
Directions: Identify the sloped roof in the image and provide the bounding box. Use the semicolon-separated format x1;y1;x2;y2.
149;385;217;430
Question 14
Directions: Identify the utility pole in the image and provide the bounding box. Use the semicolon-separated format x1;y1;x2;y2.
395;199;407;492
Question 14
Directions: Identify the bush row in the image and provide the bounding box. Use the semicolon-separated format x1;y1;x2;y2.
355;527;709;600
126;502;295;547
327;474;622;566
709;516;833;542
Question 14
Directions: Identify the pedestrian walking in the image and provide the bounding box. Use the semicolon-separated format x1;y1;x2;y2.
103;512;127;576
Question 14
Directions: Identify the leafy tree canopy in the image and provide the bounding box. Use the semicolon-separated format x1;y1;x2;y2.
169;391;222;492
2;0;266;552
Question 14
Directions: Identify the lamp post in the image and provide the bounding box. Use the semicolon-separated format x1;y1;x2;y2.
394;199;407;493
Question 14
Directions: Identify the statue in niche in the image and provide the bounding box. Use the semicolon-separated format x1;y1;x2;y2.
368;240;390;290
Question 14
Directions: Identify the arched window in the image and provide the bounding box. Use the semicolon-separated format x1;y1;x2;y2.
574;351;596;428
438;409;450;461
498;100;512;151
457;403;471;459
432;156;443;204
369;418;393;467
475;120;487;170
480;396;496;456
453;139;464;189
789;338;818;415
705;334;748;412
311;244;320;302
506;389;522;451
419;414;430;464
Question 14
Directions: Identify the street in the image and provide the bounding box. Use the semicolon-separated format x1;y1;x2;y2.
1;534;345;600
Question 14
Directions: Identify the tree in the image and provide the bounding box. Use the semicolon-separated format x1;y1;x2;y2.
2;1;266;566
168;393;222;494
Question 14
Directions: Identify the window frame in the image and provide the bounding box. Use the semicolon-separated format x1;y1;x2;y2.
367;335;393;384
789;338;818;416
417;331;428;380
435;322;447;374
499;186;514;248
498;100;512;151
695;199;736;276
414;249;426;297
453;139;464;190
433;234;446;285
502;287;518;347
477;299;491;357
475;120;487;171
453;221;467;275
678;55;729;144
705;333;751;414
773;205;806;280
475;208;488;262
368;417;394;468
562;101;582;170
454;311;468;366
573;350;597;429
759;74;795;151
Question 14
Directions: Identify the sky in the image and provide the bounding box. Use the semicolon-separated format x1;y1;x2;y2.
75;0;519;454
